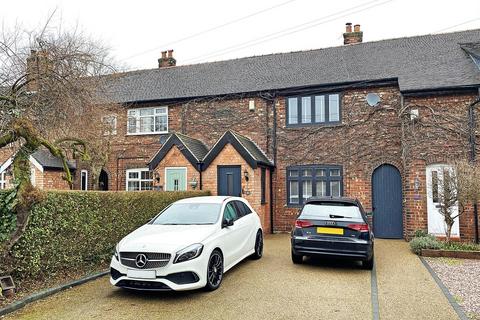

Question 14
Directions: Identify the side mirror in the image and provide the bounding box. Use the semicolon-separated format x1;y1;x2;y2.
222;218;234;228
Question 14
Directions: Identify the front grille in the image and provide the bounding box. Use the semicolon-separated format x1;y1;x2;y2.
120;252;171;269
116;280;171;291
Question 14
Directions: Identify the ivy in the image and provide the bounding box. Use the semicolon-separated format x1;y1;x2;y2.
0;189;18;242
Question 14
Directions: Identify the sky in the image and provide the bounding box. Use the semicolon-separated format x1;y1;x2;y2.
2;0;480;71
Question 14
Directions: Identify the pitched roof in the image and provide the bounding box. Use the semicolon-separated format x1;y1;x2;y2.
106;29;480;103
148;133;208;170
230;131;272;166
149;131;273;171
31;149;77;170
202;131;274;169
176;132;209;161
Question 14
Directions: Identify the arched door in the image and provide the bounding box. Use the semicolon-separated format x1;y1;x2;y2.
372;164;403;238
98;169;109;191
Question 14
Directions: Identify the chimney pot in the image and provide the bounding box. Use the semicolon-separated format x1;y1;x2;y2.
345;22;352;33
343;23;363;45
158;49;176;68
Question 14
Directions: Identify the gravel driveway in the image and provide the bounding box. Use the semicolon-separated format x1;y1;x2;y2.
426;258;480;320
3;235;459;320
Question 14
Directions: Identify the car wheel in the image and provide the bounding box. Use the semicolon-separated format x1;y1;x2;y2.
291;250;303;264
204;249;224;291
362;253;374;270
251;230;263;260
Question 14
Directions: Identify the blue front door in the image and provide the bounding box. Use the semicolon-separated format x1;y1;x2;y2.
372;164;403;238
217;166;241;196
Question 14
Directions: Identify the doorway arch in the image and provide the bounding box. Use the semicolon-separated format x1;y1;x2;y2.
98;169;109;191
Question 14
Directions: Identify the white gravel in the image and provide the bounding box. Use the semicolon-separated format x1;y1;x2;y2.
426;257;480;320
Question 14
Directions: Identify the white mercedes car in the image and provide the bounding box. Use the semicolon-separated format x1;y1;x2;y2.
110;196;263;291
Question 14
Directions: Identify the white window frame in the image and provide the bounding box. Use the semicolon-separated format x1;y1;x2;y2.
81;170;88;191
165;167;188;191
126;168;153;191
127;106;168;135
102;115;117;135
0;171;6;189
30;166;36;187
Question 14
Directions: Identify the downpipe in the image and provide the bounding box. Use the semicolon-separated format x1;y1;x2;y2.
468;89;480;244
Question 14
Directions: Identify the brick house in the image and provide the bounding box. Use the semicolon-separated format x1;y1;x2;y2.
2;25;480;241
0;149;75;190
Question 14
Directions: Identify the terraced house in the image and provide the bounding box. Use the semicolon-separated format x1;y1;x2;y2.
1;25;480;240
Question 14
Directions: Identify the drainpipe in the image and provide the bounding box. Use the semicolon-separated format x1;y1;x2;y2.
468;89;480;244
269;167;274;234
197;163;203;190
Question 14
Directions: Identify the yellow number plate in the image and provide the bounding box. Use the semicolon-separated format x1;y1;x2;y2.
317;227;344;235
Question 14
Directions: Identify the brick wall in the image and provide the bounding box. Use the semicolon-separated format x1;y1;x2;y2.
4;82;476;240
152;145;200;191
202;144;271;231
273;86;403;232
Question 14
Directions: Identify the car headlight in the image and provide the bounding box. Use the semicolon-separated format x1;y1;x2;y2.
173;244;204;264
114;243;120;261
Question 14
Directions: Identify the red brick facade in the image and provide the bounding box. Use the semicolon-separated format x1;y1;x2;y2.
1;84;478;241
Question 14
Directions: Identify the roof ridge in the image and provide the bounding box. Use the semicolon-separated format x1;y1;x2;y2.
112;28;480;75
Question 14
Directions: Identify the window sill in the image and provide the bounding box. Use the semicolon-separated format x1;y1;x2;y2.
126;131;168;136
285;122;343;129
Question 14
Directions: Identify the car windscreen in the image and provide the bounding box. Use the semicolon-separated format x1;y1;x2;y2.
151;203;222;225
299;202;363;220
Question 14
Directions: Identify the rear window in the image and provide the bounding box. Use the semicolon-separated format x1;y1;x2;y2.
299;202;362;219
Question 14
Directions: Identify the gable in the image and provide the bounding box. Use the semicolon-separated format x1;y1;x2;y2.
149;134;204;170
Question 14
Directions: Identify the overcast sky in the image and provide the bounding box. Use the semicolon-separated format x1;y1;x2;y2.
3;0;480;71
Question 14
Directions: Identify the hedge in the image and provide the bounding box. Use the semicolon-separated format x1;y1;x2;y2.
0;190;209;280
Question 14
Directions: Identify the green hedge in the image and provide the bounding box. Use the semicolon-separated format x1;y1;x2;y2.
0;190;209;280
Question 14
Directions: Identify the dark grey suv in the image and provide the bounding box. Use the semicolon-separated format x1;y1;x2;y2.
290;197;374;269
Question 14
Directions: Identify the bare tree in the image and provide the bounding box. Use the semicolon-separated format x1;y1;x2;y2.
433;161;480;242
0;19;117;253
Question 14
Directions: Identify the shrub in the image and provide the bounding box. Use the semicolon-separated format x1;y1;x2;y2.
413;229;428;238
409;235;441;255
0;190;209;280
0;189;17;242
441;241;480;252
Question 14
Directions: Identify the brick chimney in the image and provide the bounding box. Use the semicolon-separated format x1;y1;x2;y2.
343;23;363;45
158;49;176;68
26;49;50;92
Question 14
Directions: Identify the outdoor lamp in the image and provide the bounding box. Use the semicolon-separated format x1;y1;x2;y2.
244;169;249;182
189;177;198;189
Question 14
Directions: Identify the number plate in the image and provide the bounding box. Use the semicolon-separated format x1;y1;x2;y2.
317;227;344;235
127;269;156;279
